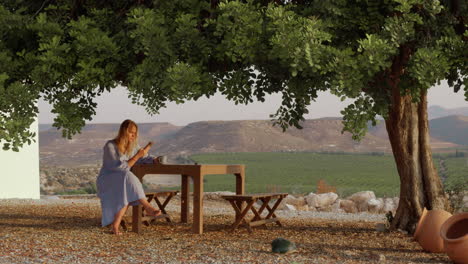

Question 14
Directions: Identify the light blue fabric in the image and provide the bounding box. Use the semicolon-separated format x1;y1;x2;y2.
96;140;154;227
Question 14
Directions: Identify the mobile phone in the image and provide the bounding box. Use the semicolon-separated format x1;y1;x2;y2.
144;141;153;151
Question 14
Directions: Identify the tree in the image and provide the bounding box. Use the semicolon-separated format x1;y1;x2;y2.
0;0;466;232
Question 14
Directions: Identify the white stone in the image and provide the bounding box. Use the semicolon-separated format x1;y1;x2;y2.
377;198;385;213
367;198;383;213
393;197;400;208
347;191;376;212
331;199;342;212
306;192;338;209
304;192;317;207
284;204;296;211
340;199;358;213
283;195;306;207
382;198;395;213
296;204;309;211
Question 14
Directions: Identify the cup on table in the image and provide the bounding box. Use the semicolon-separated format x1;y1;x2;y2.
156;155;167;164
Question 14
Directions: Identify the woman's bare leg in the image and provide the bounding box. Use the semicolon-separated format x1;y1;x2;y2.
112;205;128;235
138;198;161;216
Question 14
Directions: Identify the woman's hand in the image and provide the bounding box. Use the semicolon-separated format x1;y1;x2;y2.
136;148;148;158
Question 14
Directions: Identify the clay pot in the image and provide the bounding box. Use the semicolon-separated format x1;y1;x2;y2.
414;208;452;253
440;212;468;264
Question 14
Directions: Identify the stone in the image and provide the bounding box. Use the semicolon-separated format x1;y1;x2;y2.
271;238;297;254
347;191;376;212
367;198;383;213
382;198;395;213
340;199;358;213
304;192;318;207
284;204;296;211
295;204;309;211
331;199;343;213
282;195;306;208
306;192;338;209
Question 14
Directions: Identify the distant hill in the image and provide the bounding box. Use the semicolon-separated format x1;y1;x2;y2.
154;119;391;155
39;118;464;166
429;115;468;146
39;122;181;166
429;105;468;119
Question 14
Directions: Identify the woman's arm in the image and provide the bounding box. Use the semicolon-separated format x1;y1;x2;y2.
128;148;147;168
102;141;146;171
135;141;157;164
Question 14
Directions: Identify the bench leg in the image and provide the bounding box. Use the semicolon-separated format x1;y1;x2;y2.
252;197;271;222
228;200;256;232
152;194;176;223
265;198;284;227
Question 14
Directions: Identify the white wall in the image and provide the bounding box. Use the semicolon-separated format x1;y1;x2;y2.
0;119;40;199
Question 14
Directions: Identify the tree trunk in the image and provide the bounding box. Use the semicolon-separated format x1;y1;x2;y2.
385;90;451;233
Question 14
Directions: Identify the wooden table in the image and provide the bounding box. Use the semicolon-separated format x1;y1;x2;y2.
131;163;245;234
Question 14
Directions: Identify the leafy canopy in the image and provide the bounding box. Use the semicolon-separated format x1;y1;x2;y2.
1;0;466;151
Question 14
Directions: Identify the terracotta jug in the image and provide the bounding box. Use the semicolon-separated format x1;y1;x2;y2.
440;212;468;264
414;208;452;253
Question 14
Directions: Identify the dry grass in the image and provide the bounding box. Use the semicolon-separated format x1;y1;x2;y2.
0;198;451;264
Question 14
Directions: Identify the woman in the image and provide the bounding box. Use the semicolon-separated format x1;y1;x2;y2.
97;119;161;235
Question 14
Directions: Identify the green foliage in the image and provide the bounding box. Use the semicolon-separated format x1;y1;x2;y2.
0;0;467;150
55;182;97;195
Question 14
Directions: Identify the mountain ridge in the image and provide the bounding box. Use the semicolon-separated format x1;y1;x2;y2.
39;116;467;166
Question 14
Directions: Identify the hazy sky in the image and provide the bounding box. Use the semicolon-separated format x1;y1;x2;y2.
39;81;467;125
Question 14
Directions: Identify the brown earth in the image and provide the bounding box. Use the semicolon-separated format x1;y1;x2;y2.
0;198;452;264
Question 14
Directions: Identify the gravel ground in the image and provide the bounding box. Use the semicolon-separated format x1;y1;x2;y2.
0;197;452;264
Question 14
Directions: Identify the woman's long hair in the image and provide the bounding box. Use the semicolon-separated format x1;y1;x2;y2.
114;119;138;156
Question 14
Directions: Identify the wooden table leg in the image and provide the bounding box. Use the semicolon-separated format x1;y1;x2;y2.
181;174;189;223
235;170;245;221
193;174;204;234
132;204;143;234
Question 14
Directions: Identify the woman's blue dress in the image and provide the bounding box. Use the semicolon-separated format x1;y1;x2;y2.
96;140;154;227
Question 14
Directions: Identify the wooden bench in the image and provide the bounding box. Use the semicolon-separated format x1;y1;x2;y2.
121;190;179;231
221;193;288;233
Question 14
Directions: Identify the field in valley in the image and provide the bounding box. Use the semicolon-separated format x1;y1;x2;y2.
190;152;467;197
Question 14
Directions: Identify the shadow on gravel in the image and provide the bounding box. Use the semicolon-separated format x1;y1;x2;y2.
0;213;100;230
298;242;450;264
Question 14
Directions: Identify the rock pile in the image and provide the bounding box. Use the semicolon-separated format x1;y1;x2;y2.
279;191;399;214
204;190;400;214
